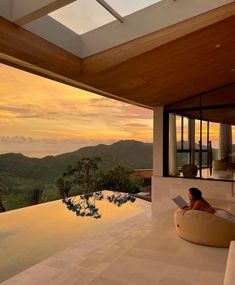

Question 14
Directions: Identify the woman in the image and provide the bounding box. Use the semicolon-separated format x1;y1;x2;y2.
188;187;235;223
188;187;215;214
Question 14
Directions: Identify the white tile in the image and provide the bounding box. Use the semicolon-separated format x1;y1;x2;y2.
1;210;228;285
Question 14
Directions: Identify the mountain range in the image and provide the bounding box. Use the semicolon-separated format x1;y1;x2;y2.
0;140;153;182
0;139;226;184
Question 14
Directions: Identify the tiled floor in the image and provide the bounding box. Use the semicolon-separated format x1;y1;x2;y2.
1;208;229;285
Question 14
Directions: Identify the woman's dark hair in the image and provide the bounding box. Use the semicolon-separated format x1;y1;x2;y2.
189;187;202;200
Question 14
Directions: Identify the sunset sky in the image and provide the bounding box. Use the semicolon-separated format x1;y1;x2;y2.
1;63;233;158
0;64;153;157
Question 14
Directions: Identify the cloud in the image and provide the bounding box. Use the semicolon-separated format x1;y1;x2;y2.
0;136;118;157
123;123;150;128
0;64;153;157
15;115;45;119
0;105;59;120
88;97;124;106
88;98;153;119
0;136;94;144
0;106;29;113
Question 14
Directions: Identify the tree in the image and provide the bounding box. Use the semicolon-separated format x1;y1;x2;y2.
100;165;142;193
28;184;44;205
56;177;72;201
61;159;138;219
0;180;6;212
63;157;102;194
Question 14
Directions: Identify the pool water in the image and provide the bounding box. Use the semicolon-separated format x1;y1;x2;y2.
0;191;149;283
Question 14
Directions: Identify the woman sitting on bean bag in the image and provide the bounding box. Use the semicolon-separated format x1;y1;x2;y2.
188;187;235;223
188;187;215;213
174;188;235;247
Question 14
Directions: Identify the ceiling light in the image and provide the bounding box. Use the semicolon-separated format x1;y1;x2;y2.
215;44;221;48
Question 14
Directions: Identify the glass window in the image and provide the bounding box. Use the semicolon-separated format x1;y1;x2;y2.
49;0;116;35
176;115;181;146
209;122;219;161
233;126;235;163
106;0;162;17
195;119;200;150
166;91;235;181
183;117;189;149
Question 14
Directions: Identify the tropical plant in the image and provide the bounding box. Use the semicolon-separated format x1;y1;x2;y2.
100;165;142;193
63;157;102;194
56;177;72;201
106;192;136;206
28;184;44;205
0;179;6;212
65;191;104;219
65;191;136;218
60;158;138;219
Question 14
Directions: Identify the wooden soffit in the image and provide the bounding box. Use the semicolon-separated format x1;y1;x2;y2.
0;3;235;109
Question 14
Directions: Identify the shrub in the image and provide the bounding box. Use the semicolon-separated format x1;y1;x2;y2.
27;184;44;205
99;165;143;194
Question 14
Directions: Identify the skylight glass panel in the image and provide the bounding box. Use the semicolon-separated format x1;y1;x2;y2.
106;0;162;17
49;0;116;35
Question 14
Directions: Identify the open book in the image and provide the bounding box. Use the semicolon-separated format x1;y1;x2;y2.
172;195;188;209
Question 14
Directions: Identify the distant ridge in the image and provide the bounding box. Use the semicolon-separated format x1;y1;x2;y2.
0;140;153;182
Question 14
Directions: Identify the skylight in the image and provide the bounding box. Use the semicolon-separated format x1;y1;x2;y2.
105;0;163;17
49;0;116;35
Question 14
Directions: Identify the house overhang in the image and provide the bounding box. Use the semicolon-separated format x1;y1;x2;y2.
0;2;234;109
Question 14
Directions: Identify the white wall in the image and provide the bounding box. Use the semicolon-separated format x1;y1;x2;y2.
153;106;164;177
151;176;235;216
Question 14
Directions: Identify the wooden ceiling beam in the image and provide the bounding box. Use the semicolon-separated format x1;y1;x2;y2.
0;17;150;109
0;16;83;80
0;5;234;110
13;0;76;26
83;2;235;74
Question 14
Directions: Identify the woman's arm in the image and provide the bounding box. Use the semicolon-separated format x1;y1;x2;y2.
191;200;201;210
189;200;195;209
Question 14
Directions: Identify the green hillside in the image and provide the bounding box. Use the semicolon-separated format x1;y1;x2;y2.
0;140;153;183
0;140;223;211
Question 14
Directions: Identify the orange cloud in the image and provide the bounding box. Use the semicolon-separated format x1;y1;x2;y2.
0;64;153;156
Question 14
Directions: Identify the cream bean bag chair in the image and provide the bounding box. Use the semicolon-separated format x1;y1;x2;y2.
174;208;235;247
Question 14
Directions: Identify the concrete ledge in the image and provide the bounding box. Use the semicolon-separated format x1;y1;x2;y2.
223;241;235;285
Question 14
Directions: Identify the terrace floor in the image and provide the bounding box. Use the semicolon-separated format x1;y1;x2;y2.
1;207;228;285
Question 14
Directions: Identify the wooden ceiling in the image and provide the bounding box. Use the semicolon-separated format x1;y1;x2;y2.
0;3;235;109
165;83;235;124
82;16;235;108
179;108;235;125
166;83;235;112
